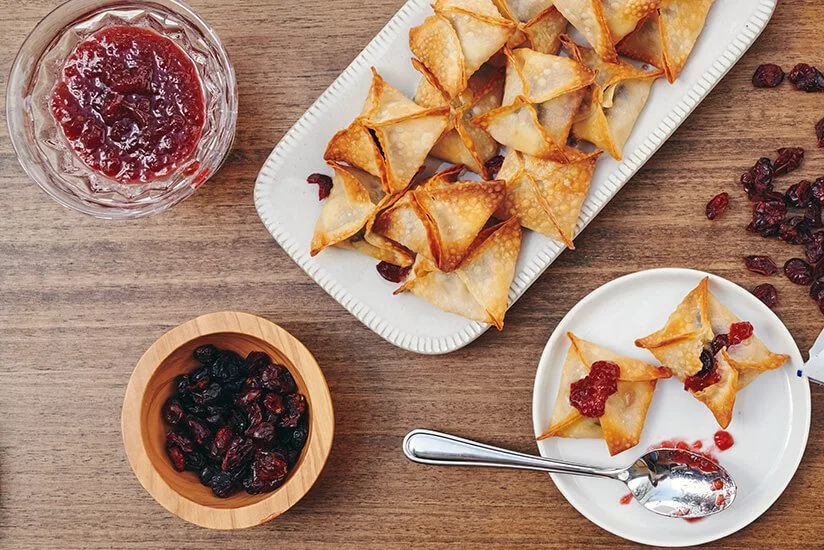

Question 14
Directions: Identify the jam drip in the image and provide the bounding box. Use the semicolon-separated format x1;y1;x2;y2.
683;322;753;393
50;26;205;183
569;361;620;418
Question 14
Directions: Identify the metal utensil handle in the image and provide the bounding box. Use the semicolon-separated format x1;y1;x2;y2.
402;429;618;479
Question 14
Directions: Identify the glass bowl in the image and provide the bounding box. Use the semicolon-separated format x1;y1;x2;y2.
6;0;237;219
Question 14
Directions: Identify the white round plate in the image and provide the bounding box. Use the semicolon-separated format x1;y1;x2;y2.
532;268;810;547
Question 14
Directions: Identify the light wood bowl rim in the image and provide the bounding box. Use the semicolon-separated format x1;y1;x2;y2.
121;311;334;529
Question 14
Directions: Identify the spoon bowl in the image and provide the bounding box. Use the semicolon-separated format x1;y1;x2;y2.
403;429;737;519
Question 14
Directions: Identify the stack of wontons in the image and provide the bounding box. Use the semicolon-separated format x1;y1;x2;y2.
310;0;716;328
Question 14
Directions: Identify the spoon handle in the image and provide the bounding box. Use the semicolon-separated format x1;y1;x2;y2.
403;429;617;479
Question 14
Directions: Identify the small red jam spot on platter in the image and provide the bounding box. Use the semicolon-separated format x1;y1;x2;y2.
692;440;703;450
714;430;735;451
50;26;205;183
684;517;704;524
619;492;633;505
568;361;620;418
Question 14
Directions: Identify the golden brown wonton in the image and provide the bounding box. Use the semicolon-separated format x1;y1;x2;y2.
618;0;715;83
397;217;522;329
493;0;568;54
414;62;504;178
473;47;596;161
324;68;449;194
372;166;506;272
563;37;662;160
635;277;789;428
495;147;601;248
409;0;516;98
537;332;671;455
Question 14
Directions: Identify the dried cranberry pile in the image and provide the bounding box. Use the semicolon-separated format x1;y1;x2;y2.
162;345;308;498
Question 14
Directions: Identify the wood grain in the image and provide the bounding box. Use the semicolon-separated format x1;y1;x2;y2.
1;0;823;548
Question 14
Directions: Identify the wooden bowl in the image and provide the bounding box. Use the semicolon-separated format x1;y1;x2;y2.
121;311;333;529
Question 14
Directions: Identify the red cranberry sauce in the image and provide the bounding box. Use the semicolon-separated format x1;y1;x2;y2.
713;430;735;451
50;26;205;183
568;361;620;418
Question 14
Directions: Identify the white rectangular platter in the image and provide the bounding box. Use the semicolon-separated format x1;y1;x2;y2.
254;0;777;355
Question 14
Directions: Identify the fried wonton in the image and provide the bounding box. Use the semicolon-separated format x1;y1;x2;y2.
415;62;504;178
563;37;662;160
473;48;596;161
537;333;671;455
410;0;516;98
635;277;789;428
552;0;617;62
373;167;506;272
617;0;715;83
495;147;601;248
324;68;449;194
494;1;568;54
397;217;522;328
310;162;386;255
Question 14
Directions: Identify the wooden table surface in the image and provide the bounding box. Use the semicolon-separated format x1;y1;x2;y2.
2;1;823;548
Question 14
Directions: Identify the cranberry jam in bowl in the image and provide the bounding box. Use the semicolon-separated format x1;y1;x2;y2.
7;0;237;218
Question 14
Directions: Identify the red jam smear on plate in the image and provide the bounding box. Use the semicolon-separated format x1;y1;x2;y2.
50;26;205;183
713;430;734;451
618;492;633;505
568;361;620;418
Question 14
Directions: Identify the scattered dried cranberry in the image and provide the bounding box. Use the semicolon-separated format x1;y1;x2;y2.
752;283;779;308
706;192;730;220
484;155;504;178
728;322;754;346
785;258;814;285
810;280;824;303
779;216;813;245
807;202;824;228
786;180;813;208
772;147;804;176
568;361;620;418
748;199;787;237
743;255;777;276
817;118;824;148
307;173;333;200
788;63;824;92
160;344;310;498
806;232;824;262
376;261;411;283
740;157;773;200
752;63;785;88
812;178;824;205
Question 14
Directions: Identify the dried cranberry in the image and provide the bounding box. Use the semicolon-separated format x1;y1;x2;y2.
209;471;235;498
278;394;307;428
772;147;804;176
221;437;255;471
227;408;248;434
786;180;813;208
175;375;190;397
246;402;264;427
184;450;206;472
185;415;211;445
252;450;288;483
166;431;194;453
244;351;271;375
807;202;823;228
709;334;730;356
259;363;286;391
162;397;185;426
741;158;773;200
290;421;309;450
779;216;813;245
192;382;222;405
376;261;411;283
806;233;824;262
752;63;785;88
810;280;824;302
788;63;824;92
812;178;824;205
568;361;620;418
307;173;333;200
743;255;777;276
728;322;754;346
279;369;297;394
167;446;186;472
245;421;276;447
484;155;504;178
684;349;721;393
817;118;824;148
193;344;218;365
235;388;261;407
785;258;814;285
263;392;285;415
199;465;217;485
748;199;787;237
213;425;234;452
752;283;779;308
706;192;730;220
209;350;244;381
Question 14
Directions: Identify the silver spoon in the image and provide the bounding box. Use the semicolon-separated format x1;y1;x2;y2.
403;429;736;519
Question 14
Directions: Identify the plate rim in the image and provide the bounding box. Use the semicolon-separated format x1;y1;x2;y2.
253;0;778;355
530;267;811;547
